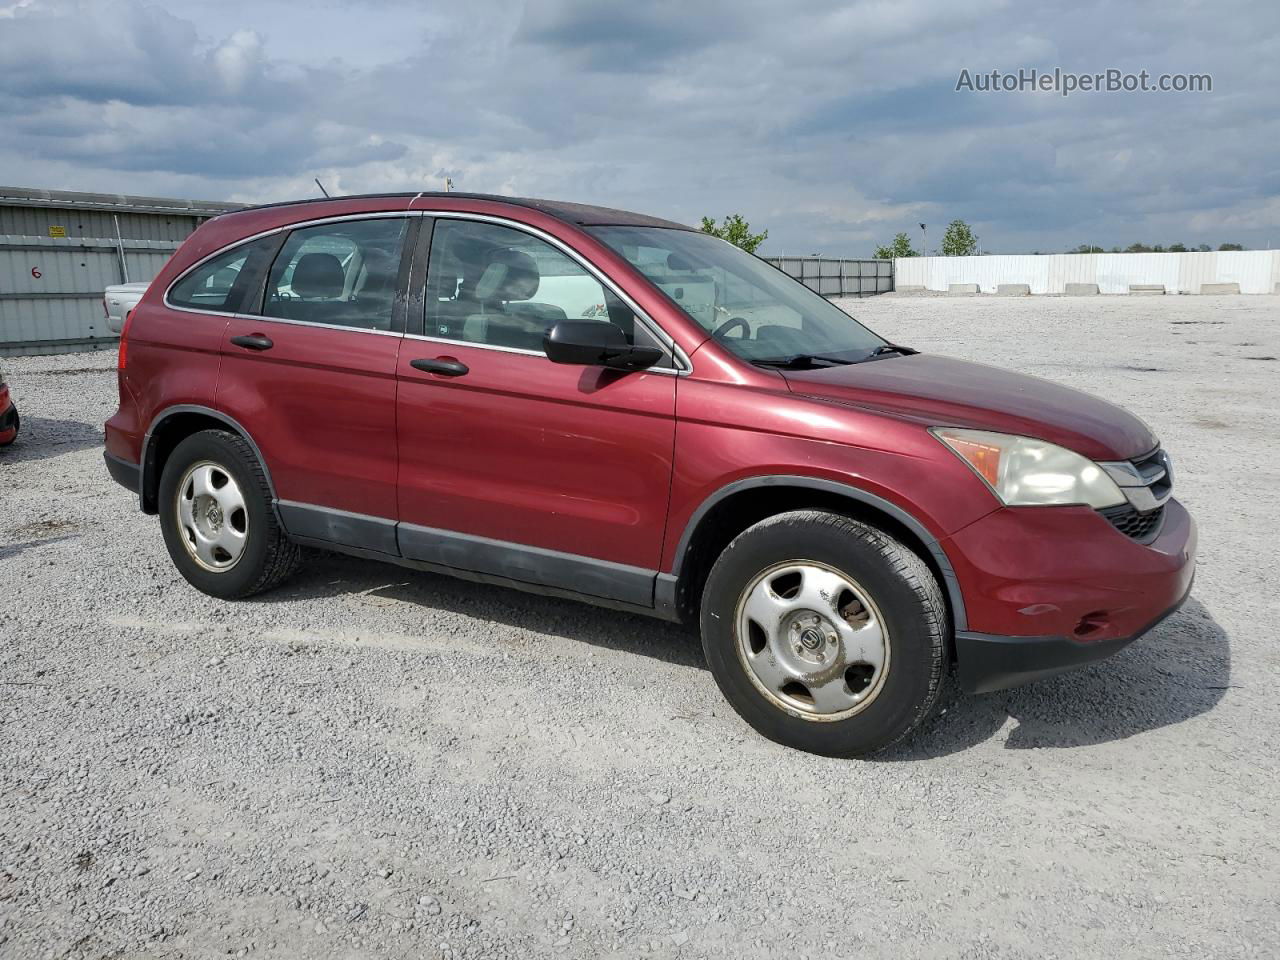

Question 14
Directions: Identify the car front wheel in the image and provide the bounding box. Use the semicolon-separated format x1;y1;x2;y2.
158;429;300;599
699;510;948;757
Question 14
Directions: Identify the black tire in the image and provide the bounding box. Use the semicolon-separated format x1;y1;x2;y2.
0;406;17;447
158;428;300;599
699;510;948;757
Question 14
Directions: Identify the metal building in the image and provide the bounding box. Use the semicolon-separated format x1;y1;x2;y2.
765;257;894;298
0;186;241;356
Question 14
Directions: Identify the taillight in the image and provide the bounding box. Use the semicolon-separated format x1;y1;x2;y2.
118;309;134;371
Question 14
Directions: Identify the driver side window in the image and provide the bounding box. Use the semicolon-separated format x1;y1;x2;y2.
424;219;668;359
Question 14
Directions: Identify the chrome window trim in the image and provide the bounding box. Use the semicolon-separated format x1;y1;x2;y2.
402;332;542;357
412;210;691;375
162;211;415;325
401;330;683;376
161;209;693;375
230;313;404;338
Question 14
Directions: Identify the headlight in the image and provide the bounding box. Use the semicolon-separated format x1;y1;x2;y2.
931;428;1126;508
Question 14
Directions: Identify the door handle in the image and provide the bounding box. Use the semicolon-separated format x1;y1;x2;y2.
230;334;274;351
410;357;469;377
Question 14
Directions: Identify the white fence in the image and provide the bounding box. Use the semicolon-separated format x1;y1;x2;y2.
894;250;1280;295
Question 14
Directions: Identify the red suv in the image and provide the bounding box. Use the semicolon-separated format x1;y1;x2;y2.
104;194;1195;756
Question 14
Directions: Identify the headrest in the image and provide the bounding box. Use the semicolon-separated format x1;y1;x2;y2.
292;253;346;299
474;248;540;302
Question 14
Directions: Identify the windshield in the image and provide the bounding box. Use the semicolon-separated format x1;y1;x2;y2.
590;226;887;364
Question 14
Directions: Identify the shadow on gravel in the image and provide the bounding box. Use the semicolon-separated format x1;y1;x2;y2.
1;417;102;463
0;534;79;561
261;551;706;669
257;554;1230;756
880;598;1230;759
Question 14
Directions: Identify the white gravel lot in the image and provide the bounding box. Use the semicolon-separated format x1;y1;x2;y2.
1;294;1278;960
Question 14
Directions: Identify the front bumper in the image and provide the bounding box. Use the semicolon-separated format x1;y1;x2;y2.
955;580;1192;693
943;498;1197;693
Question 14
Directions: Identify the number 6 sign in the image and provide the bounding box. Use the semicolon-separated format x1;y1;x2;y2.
31;266;42;279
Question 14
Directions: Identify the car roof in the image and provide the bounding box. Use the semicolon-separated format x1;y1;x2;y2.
234;192;695;231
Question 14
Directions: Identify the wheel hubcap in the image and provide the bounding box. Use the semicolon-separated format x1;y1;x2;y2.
734;561;890;721
175;461;248;572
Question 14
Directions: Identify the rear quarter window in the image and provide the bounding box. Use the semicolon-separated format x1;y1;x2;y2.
167;236;277;314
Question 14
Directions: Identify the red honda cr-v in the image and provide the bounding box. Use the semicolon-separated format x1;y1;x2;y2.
104;193;1196;756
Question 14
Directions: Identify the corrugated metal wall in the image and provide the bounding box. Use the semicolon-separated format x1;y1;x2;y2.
765;257;893;297
895;250;1280;295
0;186;240;356
0;206;210;243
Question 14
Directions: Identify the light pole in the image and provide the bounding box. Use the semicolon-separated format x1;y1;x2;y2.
919;223;927;256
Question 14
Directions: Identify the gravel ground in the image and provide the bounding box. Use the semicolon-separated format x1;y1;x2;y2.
1;294;1278;960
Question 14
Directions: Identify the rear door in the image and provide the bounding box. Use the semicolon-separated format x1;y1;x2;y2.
393;216;679;606
216;215;416;554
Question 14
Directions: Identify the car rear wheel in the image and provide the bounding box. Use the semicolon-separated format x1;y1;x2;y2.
158;429;300;599
699;510;948;757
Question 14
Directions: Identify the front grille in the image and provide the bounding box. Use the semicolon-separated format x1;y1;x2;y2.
1100;503;1165;543
1131;447;1173;504
1099;445;1173;542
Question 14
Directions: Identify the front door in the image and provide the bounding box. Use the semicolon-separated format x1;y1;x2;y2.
394;217;678;606
216;215;414;554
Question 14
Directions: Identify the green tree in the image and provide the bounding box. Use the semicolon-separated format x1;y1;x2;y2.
940;219;978;257
874;232;918;259
700;214;769;253
1125;242;1153;253
1218;242;1244;251
1168;243;1188;253
1070;244;1105;254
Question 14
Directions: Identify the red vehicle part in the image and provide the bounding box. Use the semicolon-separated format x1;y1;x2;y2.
102;193;1195;706
0;379;18;447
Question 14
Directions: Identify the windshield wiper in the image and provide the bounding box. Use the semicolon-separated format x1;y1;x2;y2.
868;344;918;358
752;345;918;370
751;354;858;370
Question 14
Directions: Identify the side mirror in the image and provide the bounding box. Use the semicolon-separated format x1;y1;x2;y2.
543;320;665;371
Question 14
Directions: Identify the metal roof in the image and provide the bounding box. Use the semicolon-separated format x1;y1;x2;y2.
0;185;244;217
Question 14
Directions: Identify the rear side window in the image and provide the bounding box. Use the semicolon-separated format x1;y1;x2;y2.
260;218;408;332
167;237;275;313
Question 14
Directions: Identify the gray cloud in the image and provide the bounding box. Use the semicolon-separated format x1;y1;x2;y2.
0;0;1276;253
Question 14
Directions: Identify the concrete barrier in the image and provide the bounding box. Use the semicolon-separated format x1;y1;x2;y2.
995;284;1030;296
1064;283;1100;296
1199;282;1241;295
948;283;980;295
1129;284;1165;295
895;250;1280;295
895;284;926;292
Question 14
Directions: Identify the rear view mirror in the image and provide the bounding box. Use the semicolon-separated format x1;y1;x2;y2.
543;321;665;371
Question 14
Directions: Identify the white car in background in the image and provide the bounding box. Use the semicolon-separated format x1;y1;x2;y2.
103;281;150;334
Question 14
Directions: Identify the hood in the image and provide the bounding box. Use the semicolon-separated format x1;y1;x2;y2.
783;353;1156;462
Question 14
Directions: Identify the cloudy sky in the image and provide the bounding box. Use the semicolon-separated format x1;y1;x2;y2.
1;0;1277;255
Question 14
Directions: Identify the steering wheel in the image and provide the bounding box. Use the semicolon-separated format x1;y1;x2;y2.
712;315;751;340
